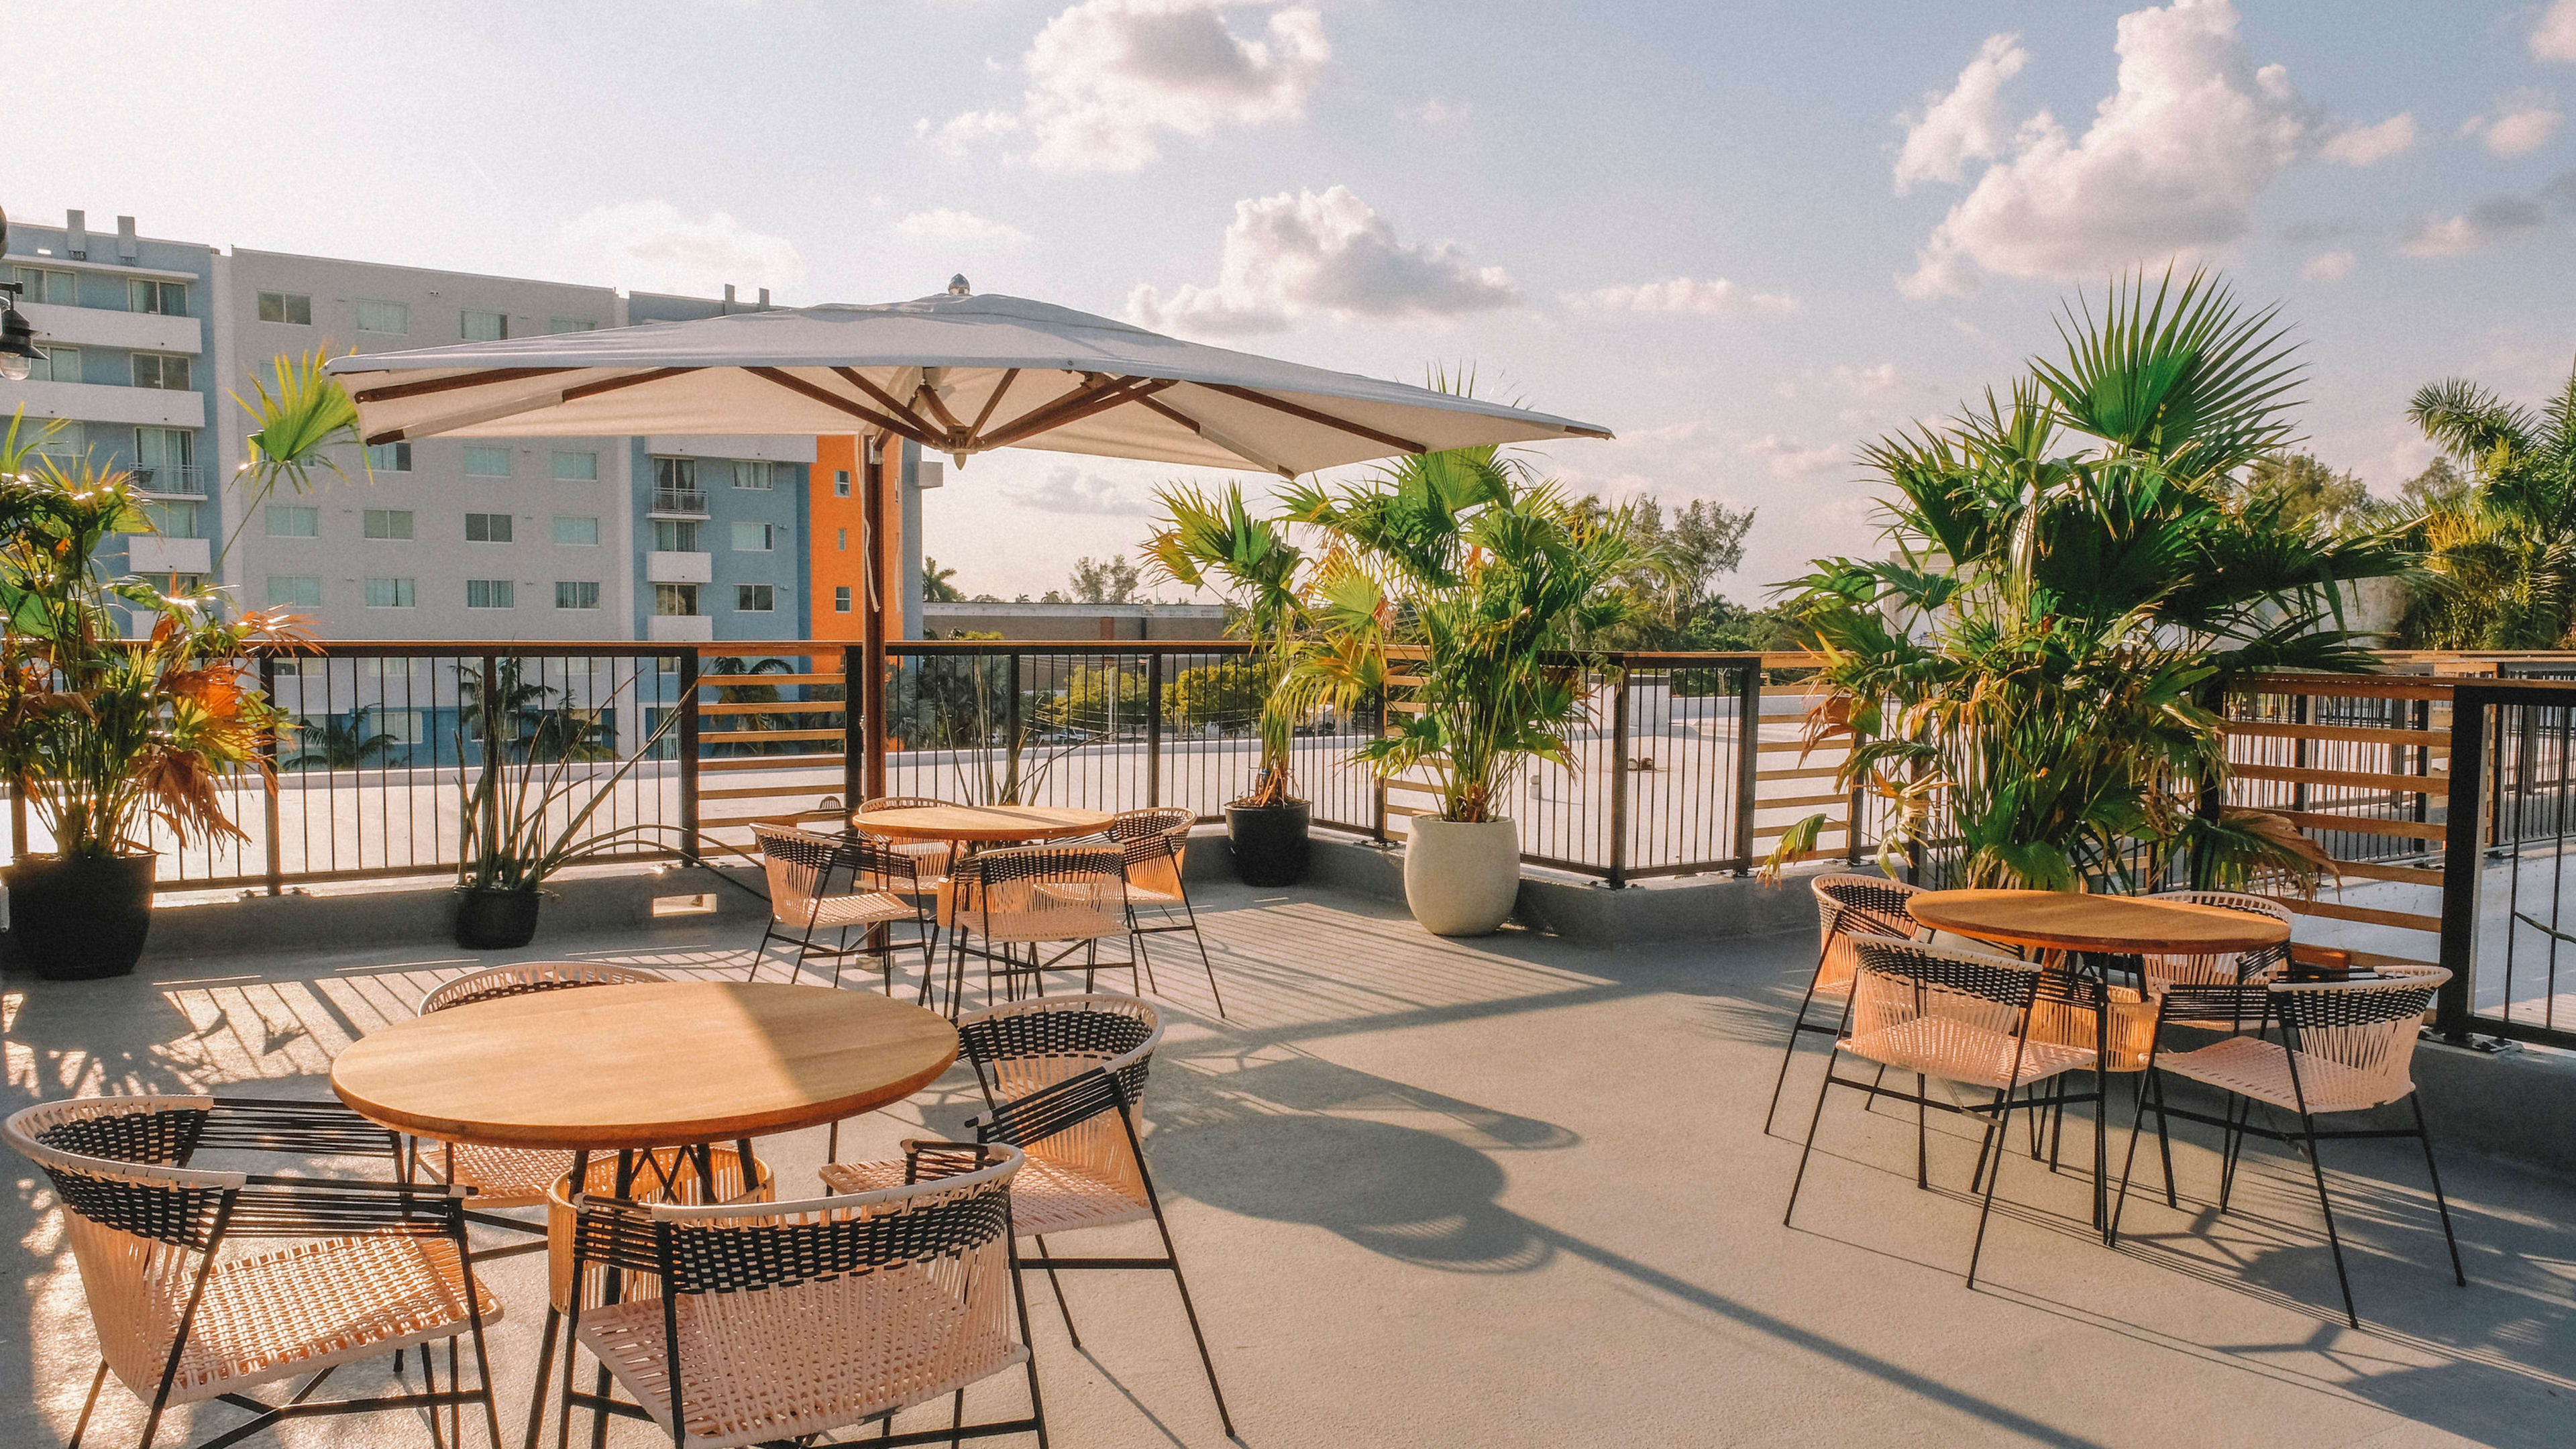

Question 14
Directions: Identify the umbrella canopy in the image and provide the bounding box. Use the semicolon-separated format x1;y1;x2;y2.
325;290;1611;478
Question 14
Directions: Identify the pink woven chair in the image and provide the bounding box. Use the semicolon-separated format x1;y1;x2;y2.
405;961;665;1258
1100;806;1228;1018
822;993;1232;1438
854;794;957;885
5;1094;502;1449
2114;964;2466;1327
1783;938;2100;1288
558;1142;1041;1449
2143;889;2295;1023
1763;873;1926;1136
749;822;938;997
943;844;1136;1014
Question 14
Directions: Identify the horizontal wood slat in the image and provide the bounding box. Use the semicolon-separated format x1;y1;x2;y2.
2234;676;2455;700
700;753;843;773
698;728;846;744
1754;820;1849;841
2271;896;2443;933
1760;792;1854;810
2224;720;2448;749
2234;763;2447;796
696;672;843;688
692;700;847;717
2259;808;2449;842
1756;765;1843;782
2325;859;2447;885
699;783;847;802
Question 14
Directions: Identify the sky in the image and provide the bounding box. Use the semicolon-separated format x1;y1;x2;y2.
13;0;2576;604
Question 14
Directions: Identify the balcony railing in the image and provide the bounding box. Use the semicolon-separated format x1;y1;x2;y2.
650;488;709;516
129;464;203;495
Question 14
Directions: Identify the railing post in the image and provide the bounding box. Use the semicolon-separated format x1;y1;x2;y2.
477;653;503;863
1733;661;1762;875
1371;682;1389;845
2436;685;2486;1041
677;651;701;865
1146;650;1164;809
260;655;284;896
841;644;865;811
1605;664;1631;888
1005;652;1022;804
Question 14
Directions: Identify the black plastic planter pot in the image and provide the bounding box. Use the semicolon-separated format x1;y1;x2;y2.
453;888;542;950
4;853;156;980
1224;799;1311;886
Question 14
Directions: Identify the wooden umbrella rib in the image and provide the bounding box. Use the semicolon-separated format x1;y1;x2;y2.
914;381;969;435
350;366;577;404
963;367;1020;444
1203;383;1426;455
827;367;943;439
971;375;1130;449
980;376;1172;450
746;366;936;445
1135;394;1297;479
561;365;702;402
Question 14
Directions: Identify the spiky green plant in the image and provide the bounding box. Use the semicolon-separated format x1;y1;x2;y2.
2391;358;2576;648
219;349;364;573
1143;481;1308;806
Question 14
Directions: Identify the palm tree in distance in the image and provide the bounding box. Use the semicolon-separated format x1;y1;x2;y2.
2398;357;2576;648
288;706;401;771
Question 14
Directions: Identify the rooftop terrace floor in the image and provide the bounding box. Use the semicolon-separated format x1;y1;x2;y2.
4;879;2571;1448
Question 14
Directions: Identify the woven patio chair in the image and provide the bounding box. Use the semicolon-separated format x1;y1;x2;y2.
854;794;958;883
2114;965;2466;1327
2141;889;2295;1025
559;1142;1042;1449
1099;806;1228;1018
943;844;1136;1014
5;1094;502;1449
749;822;938;998
527;1144;773;1449
1762;873;1926;1136
823;994;1232;1437
1784;938;2100;1289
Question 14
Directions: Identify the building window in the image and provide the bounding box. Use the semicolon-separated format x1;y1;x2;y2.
464;512;514;543
462;445;512;477
257;290;312;325
31;344;78;382
730;521;775;552
547;317;597;334
134;426;193;482
11;266;76;305
356;299;409;334
551;449;597;481
735;584;775;612
651;519;700;552
834;468;851;497
552;515;600;546
460;310;507;341
267;575;322;608
143;501;201;536
131;354;191;390
265;505;319;538
127;280;188;317
362;508;414;540
653;583;699;616
466;579;515;609
732;460;774;490
653;457;696;491
555;580;601;610
364;577;417;608
834;586;852;613
366;441;412;472
836;527;847;551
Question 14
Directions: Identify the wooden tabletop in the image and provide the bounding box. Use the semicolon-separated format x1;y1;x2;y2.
850;803;1114;844
1907;889;2291;956
331;981;959;1151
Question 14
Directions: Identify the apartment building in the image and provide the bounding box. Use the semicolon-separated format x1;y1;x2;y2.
0;210;933;645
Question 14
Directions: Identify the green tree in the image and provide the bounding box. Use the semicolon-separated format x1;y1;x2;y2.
1144;481;1311;805
288;706;401;771
2394;359;2576;648
921;557;966;602
1068;555;1140;604
2237;452;2371;533
1569;494;1754;649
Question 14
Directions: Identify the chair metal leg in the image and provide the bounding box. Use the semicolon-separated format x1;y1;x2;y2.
522;1305;561;1449
1182;909;1225;1020
1762;946;1836;1138
2410;1095;2469;1288
1143;1197;1236;1438
68;1358;107;1449
1782;1046;1841;1226
1006;1241;1053;1449
1966;1088;2019;1291
2152;1070;2177;1209
2294;1108;2361;1329
2112;1068;2158;1245
1915;1069;1929;1191
420;1333;443;1449
1031;1234;1081;1348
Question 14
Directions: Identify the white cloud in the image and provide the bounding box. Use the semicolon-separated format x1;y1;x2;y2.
2463;100;2564;156
2536;0;2576;62
934;0;1329;172
1833;363;1902;395
1893;33;2029;193
894;208;1030;249
1405;98;1472;129
2300;250;2357;281
1126;186;1520;335
1898;1;2318;299
2399;197;2547;256
1009;465;1150;516
2320;113;2416;166
1568;276;1799;315
549;201;804;299
1741;435;1847;478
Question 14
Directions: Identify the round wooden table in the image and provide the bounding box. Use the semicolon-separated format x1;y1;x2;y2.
1905;888;2290;957
849;802;1114;845
330;981;959;1152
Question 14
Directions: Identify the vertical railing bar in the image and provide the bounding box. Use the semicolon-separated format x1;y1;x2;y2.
677;651;701;865
261;655;284;896
1606;664;1631;888
1146;651;1164;810
1733;661;1761;875
2437;685;2487;1040
842;644;865;813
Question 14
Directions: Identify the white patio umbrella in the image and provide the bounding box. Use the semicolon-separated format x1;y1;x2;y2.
324;286;1614;797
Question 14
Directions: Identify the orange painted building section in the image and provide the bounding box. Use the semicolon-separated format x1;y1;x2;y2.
806;435;906;642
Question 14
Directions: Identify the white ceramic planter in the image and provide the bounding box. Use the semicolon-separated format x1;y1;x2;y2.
1403;816;1522;936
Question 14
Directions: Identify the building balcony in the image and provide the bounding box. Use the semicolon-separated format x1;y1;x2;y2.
647;613;714;643
17;300;202;355
0;378;206;429
125;535;210;575
131;464;204;496
646;550;712;584
649;488;709;517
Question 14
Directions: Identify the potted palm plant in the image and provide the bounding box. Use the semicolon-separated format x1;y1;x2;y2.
1284;447;1655;933
0;423;309;978
1144;482;1313;884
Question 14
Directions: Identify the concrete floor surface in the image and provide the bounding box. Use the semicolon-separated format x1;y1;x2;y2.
3;879;2571;1448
